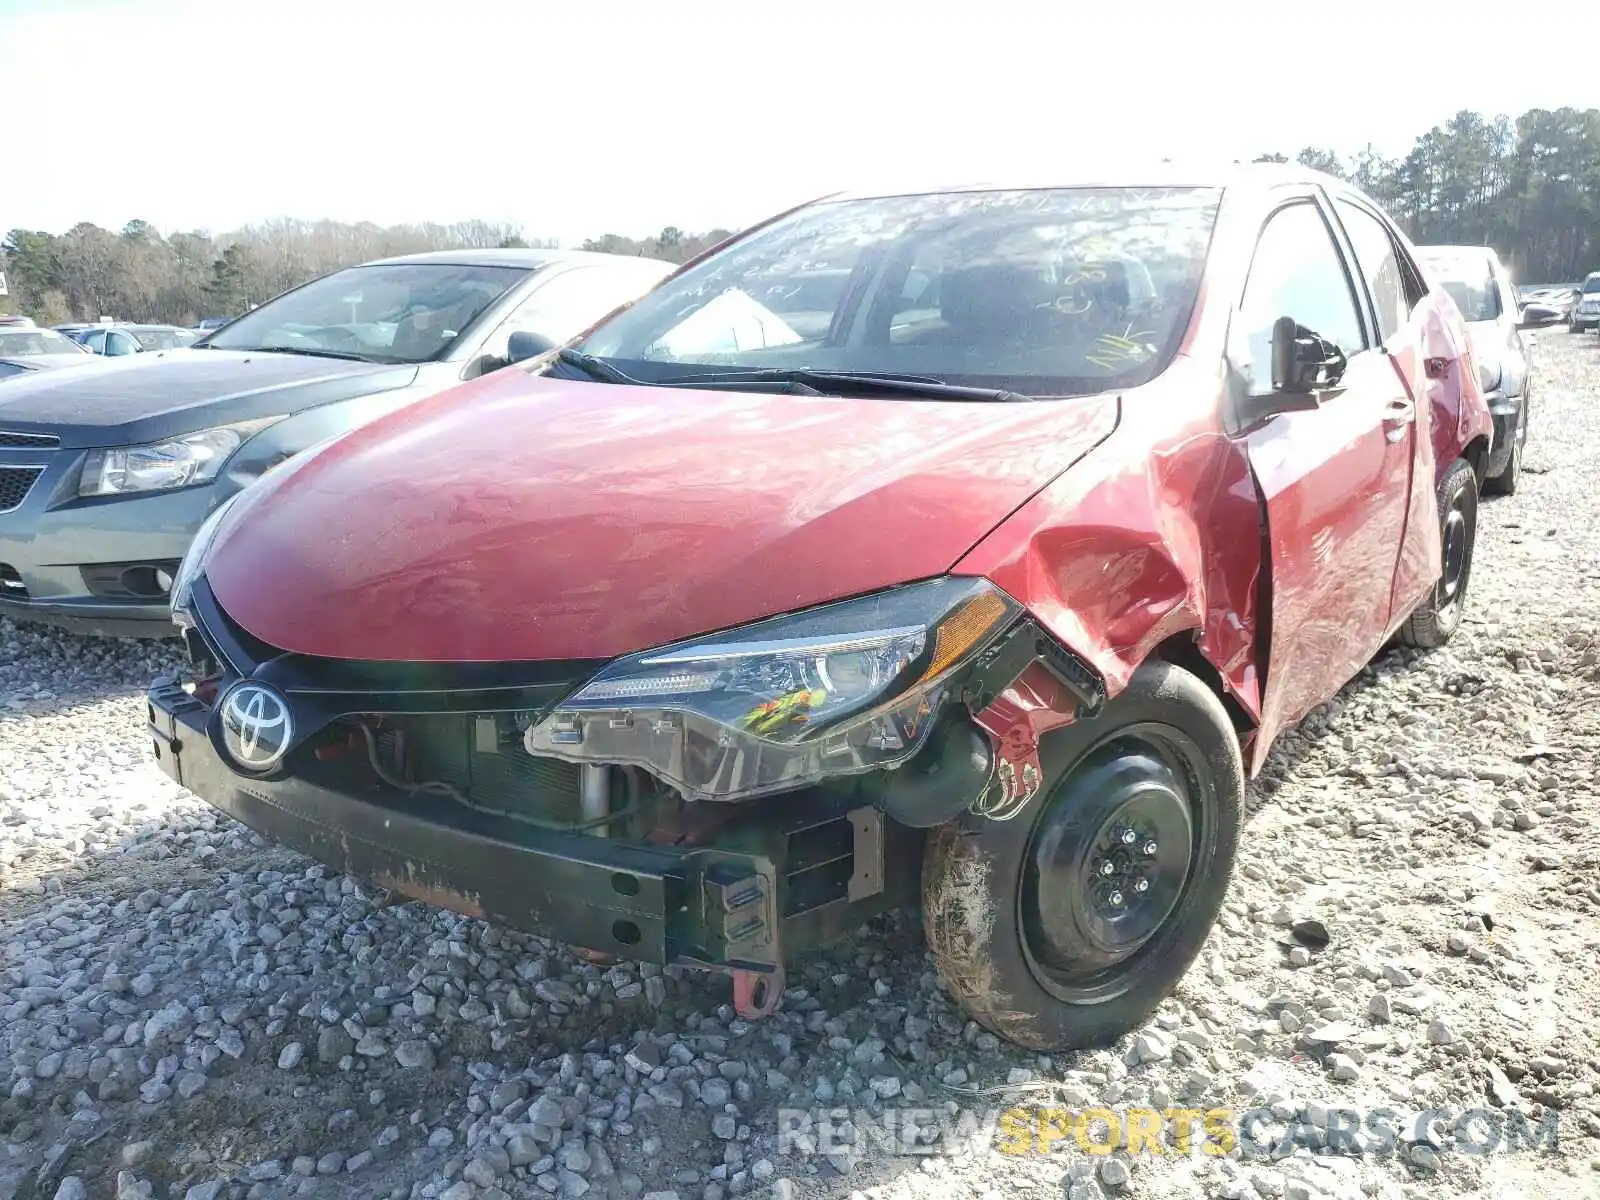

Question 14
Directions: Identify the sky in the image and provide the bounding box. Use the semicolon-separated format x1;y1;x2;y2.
0;0;1589;245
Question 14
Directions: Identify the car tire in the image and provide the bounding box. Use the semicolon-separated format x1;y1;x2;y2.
1483;403;1526;497
921;660;1243;1052
1398;457;1478;649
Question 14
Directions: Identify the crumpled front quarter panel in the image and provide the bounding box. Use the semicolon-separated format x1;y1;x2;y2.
957;360;1266;722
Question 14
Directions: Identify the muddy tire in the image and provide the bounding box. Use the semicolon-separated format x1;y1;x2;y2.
1398;457;1478;648
921;660;1243;1052
1483;403;1527;497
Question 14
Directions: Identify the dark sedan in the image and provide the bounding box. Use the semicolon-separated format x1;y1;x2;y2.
0;247;675;636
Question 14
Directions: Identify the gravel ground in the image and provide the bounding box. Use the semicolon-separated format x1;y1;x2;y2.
3;331;1599;1200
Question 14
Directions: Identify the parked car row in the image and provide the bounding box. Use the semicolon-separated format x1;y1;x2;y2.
0;325;95;379
0;165;1514;1048
0;319;206;367
1516;282;1579;325
1570;272;1600;333
63;323;202;354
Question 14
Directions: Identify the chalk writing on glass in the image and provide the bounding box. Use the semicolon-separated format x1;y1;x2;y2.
1085;327;1156;372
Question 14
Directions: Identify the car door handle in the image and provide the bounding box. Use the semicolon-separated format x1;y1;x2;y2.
1382;399;1415;441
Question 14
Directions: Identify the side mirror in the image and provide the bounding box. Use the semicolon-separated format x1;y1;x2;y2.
1270;316;1347;394
1237;317;1347;426
507;330;557;364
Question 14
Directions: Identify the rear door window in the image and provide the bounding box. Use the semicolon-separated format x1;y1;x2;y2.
1336;201;1411;342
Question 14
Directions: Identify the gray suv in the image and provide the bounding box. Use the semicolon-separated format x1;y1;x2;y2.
0;247;674;636
1417;244;1536;495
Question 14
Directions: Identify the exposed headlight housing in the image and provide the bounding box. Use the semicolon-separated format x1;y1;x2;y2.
525;577;1021;802
168;492;242;625
79;418;282;497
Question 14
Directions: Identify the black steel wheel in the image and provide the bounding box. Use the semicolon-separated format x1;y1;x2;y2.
1399;456;1478;648
922;660;1243;1051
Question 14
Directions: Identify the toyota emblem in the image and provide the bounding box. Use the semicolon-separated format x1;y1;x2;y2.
218;682;294;772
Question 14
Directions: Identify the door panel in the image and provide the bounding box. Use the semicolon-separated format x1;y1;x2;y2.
1247;352;1413;756
1334;199;1443;627
1232;200;1415;770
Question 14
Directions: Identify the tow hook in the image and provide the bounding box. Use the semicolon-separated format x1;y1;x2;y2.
732;964;785;1020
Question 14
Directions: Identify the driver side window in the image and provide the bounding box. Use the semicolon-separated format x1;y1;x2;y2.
1236;202;1366;395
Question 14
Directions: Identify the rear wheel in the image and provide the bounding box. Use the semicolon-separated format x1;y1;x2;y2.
921;661;1242;1051
1399;457;1478;648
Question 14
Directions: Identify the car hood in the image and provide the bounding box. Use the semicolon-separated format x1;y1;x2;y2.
0;354;93;372
0;348;418;447
205;372;1120;662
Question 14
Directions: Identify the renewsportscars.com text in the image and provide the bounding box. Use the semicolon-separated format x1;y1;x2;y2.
776;1104;1562;1160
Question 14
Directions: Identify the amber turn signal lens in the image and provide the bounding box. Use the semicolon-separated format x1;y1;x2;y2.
920;588;1011;682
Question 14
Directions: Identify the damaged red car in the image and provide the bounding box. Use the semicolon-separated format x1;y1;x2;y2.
148;165;1492;1050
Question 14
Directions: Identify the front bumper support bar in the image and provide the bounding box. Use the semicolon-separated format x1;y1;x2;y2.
147;677;918;973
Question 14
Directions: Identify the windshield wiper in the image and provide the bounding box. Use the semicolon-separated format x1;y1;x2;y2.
550;348;648;385
222;345;377;362
656;367;1028;403
547;350;825;394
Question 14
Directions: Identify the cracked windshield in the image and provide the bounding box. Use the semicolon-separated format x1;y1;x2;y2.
579;187;1220;397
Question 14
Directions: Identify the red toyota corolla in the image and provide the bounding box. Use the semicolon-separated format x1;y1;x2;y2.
149;165;1492;1050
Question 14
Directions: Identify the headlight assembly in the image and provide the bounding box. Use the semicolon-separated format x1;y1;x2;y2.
79;418;282;497
525;577;1021;802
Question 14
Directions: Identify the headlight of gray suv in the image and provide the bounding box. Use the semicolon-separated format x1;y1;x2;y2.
79;418;282;497
1477;358;1503;395
524;576;1021;802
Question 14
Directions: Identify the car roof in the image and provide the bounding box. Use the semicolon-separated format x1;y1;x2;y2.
820;161;1353;204
358;247;672;270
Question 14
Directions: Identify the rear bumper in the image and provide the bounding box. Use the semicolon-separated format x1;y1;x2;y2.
146;676;915;969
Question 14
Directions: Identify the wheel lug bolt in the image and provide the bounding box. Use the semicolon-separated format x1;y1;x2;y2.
1100;861;1115;876
1120;828;1137;845
1108;890;1124;906
1143;840;1158;855
1135;878;1150;893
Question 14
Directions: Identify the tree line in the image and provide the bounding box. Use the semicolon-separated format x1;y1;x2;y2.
0;219;733;327
1253;106;1600;283
3;105;1596;325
